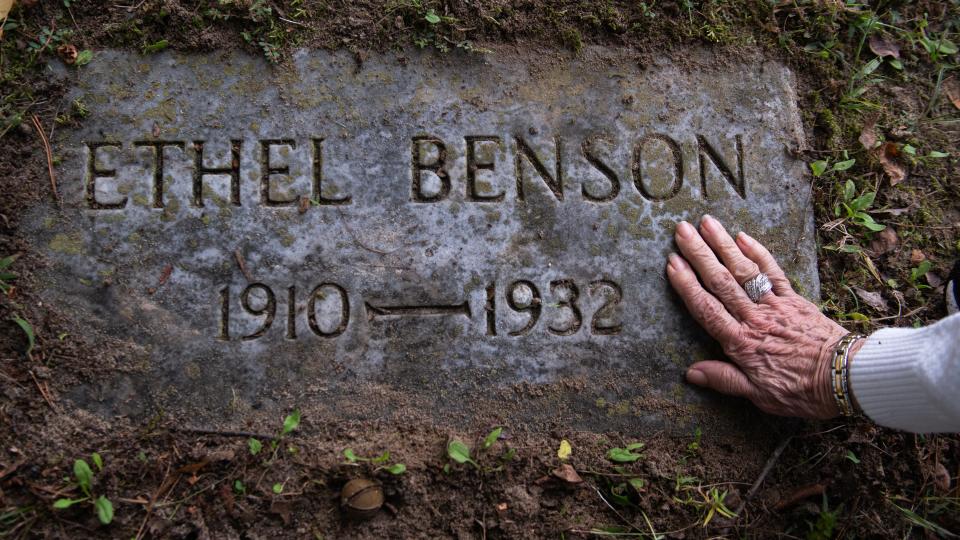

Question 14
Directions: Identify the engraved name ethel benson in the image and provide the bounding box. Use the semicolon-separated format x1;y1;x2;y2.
27;49;818;429
83;134;745;209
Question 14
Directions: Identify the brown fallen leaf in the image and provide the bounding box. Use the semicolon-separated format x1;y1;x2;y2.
933;462;951;494
298;195;311;214
269;500;292;525
854;287;889;312
152;123;161;138
219;483;236;514
0;0;13;40
56;44;78;65
176;460;209;475
774;483;826;511
944;77;960;111
868;227;898;255
877;142;907;186
858;115;879;150
158;264;173;286
910;249;926;265
868;35;900;58
551;463;583;484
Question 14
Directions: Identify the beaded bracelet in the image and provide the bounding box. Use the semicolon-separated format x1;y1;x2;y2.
831;333;865;417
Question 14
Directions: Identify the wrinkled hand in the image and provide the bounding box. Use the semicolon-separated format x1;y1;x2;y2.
666;215;854;419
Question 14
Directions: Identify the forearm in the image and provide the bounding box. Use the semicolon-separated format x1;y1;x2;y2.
850;313;960;433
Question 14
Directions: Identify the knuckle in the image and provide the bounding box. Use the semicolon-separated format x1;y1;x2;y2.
732;260;760;281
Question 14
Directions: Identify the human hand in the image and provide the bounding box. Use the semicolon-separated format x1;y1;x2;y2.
666;215;855;419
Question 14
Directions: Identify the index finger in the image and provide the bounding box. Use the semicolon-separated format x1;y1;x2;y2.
666;253;740;343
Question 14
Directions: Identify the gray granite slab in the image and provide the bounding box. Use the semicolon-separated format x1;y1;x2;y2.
25;48;817;431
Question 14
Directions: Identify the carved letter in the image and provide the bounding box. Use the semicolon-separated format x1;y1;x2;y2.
192;140;242;207
515;136;563;201
465;136;504;202
260;139;299;207
311;138;351;205
697;134;745;200
134;141;184;208
581;136;619;202
632;134;684;201
411;136;450;202
86;142;125;210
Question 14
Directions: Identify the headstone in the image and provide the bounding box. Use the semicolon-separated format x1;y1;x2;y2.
25;48;818;431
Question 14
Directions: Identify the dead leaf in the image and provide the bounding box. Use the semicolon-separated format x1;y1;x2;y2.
877;142;907;186
854;287;889;312
158;264;173;286
0;0;14;40
152;123;161;138
269;500;292;525
858;115;879;150
551;463;583;484
219;483;236;514
926;272;942;288
773;484;826;511
910;249;926;265
56;44;78;65
944;77;960;110
868;35;900;58
868;227;898;255
298;195;310;214
176;461;209;475
933;462;951;494
872;204;915;217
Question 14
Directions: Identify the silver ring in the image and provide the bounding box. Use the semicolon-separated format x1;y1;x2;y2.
743;273;773;303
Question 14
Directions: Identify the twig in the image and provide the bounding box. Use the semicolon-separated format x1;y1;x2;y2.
233;248;254;282
773;483;827;511
135;463;172;540
31;115;61;208
28;370;57;411
169;427;277;440
735;435;793;516
278;16;309;27
592;485;643;533
336;209;392;255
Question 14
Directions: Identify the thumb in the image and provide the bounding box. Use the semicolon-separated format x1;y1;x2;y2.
686;360;757;399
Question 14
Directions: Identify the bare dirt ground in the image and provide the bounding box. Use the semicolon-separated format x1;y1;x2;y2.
1;1;958;538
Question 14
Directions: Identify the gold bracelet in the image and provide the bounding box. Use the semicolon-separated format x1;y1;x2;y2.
831;333;864;417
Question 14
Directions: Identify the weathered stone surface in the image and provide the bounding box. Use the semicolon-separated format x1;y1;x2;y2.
26;48;817;431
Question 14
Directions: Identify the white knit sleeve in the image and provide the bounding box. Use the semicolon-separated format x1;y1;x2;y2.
850;313;960;433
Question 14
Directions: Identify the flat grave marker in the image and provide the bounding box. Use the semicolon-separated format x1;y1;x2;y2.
25;48;818;431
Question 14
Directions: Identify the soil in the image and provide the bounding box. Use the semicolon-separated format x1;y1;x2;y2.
1;1;958;539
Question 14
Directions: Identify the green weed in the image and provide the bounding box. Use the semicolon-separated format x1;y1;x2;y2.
0;254;18;294
607;442;645;463
445;426;515;473
807;494;840;540
52;455;114;525
835;179;885;232
342;448;406;475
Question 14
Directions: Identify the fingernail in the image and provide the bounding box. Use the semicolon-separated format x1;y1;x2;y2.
677;221;694;239
667;253;681;271
737;231;755;247
686;368;708;386
701;214;719;233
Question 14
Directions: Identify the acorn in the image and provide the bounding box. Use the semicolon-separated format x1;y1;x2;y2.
340;478;384;519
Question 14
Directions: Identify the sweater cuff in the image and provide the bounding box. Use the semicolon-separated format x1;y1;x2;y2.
850;326;955;432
